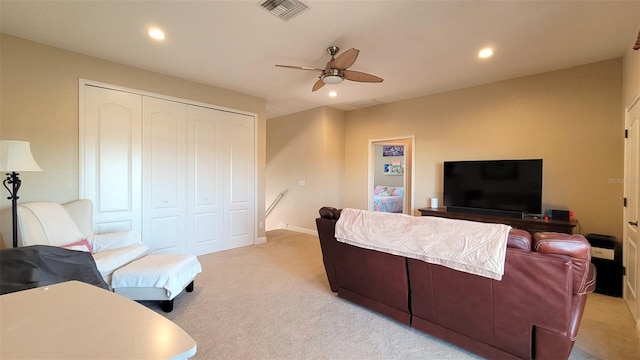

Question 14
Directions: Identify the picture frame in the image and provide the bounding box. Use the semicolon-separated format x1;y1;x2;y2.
382;145;404;157
383;161;403;175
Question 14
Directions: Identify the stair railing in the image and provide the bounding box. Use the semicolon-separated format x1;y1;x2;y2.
265;189;287;217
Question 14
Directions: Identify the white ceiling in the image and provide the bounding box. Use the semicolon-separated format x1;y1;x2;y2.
2;1;639;119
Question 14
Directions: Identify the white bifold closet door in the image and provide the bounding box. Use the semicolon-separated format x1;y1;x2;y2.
82;86;143;234
142;97;188;253
82;84;255;256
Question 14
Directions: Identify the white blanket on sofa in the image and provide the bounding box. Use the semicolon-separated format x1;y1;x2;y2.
335;208;511;280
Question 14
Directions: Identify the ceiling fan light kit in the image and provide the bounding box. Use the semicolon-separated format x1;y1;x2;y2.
323;75;343;84
276;46;384;92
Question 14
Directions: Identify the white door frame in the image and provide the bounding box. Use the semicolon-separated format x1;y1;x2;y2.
368;135;415;215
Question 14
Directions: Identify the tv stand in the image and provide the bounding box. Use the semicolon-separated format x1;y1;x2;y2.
418;207;578;234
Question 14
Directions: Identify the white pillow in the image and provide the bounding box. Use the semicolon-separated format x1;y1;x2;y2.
89;230;143;253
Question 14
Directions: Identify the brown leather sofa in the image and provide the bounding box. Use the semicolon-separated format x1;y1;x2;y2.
316;207;596;360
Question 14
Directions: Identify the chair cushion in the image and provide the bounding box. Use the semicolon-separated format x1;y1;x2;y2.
92;244;150;280
17;202;85;246
89;230;144;253
112;254;202;299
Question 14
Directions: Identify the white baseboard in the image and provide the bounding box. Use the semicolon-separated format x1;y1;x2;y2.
255;236;267;244
284;225;318;236
267;223;318;236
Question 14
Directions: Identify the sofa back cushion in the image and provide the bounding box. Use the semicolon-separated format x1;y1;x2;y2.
507;229;532;251
533;232;593;294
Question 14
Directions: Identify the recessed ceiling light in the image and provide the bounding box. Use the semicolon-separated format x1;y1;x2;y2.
147;28;166;40
478;48;493;58
329;91;338;97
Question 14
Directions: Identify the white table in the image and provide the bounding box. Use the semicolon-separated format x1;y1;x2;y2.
0;281;196;359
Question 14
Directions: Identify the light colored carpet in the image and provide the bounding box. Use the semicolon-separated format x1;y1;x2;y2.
142;230;640;359
572;292;640;360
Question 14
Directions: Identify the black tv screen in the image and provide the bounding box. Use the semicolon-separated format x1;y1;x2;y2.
443;159;543;217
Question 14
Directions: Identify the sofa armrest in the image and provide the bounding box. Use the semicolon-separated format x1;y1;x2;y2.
319;206;342;220
533;232;593;295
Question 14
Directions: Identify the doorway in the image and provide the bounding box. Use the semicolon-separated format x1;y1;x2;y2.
368;136;414;214
624;93;640;334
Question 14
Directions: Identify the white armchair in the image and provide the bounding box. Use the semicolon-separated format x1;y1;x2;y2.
17;200;149;285
17;199;201;312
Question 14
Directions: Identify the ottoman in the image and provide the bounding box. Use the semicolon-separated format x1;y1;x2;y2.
112;254;202;312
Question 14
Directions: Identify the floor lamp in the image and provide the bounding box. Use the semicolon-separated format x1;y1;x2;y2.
0;140;42;248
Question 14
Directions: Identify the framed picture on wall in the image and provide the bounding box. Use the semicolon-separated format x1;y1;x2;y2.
384;161;403;175
383;145;404;157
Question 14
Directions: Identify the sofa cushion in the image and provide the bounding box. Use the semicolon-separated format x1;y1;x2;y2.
506;229;531;251
533;232;591;294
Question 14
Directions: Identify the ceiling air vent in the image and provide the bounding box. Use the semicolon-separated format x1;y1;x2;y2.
349;99;383;109
258;0;309;21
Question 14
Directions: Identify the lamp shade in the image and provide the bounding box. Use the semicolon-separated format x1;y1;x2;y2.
0;140;42;172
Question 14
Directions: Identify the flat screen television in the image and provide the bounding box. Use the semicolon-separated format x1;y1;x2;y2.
443;159;543;218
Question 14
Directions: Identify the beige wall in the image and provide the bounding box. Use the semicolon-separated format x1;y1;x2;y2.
624;46;640;106
0;34;267;249
343;59;624;239
266;107;344;231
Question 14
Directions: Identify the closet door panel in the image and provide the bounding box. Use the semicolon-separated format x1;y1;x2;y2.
225;113;255;250
187;106;224;255
142;97;188;253
150;113;181;209
152;216;180;250
193;116;218;206
230;121;252;203
98;116;130;211
82;86;142;234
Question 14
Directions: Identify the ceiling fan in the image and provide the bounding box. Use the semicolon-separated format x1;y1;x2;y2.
276;46;384;92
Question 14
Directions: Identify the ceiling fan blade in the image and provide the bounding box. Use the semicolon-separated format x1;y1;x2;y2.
343;70;383;83
275;65;324;72
312;79;325;92
331;48;359;70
